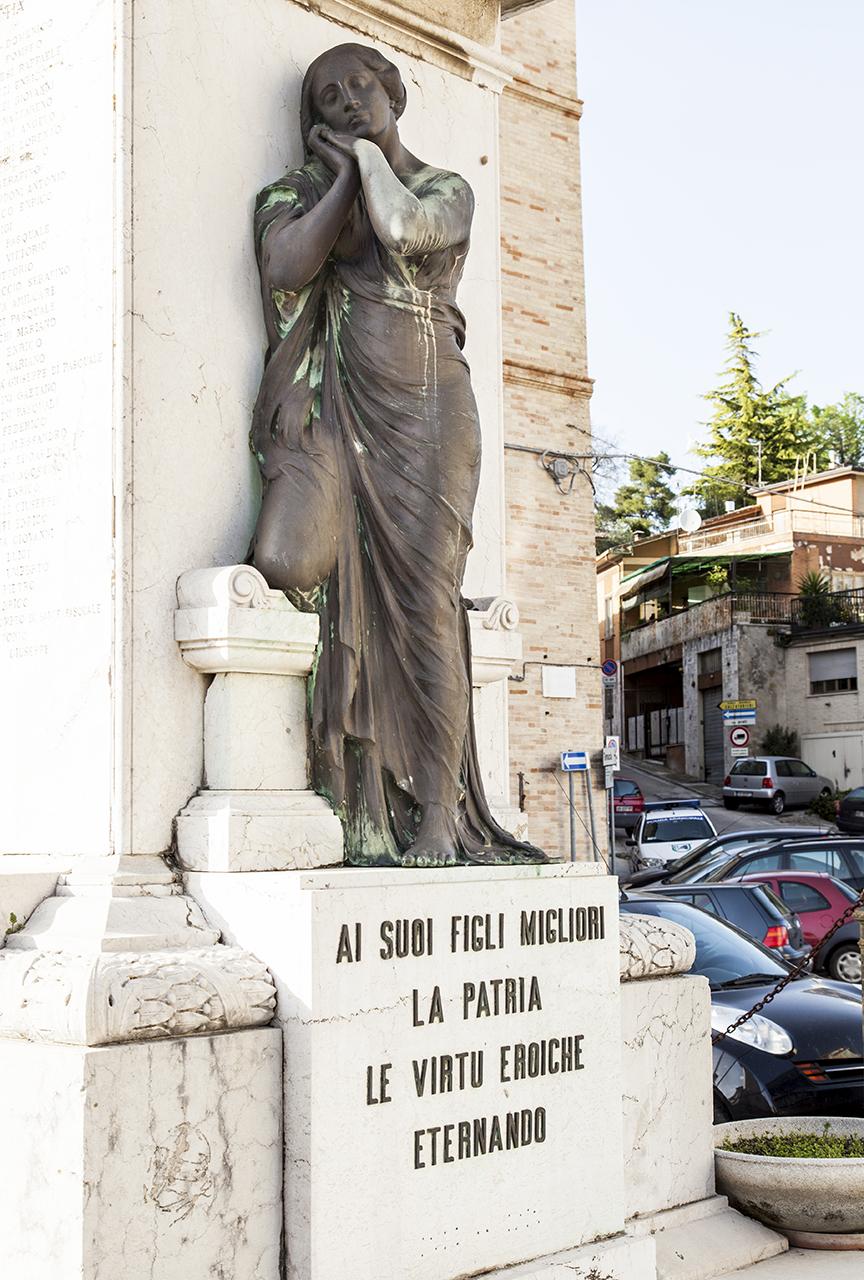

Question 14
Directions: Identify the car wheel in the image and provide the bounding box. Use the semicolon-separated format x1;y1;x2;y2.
723;798;739;810
769;791;786;815
828;943;862;984
819;788;832;799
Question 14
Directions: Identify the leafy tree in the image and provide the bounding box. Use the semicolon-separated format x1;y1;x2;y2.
688;314;826;513
595;452;677;552
811;393;864;467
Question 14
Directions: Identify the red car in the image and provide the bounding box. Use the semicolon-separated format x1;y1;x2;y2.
613;778;644;831
738;871;862;983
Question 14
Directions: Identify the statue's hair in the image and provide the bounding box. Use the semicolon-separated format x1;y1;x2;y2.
300;43;407;150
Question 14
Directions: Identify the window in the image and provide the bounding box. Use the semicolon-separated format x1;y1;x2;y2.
614;779;640;798
778;881;830;913
788;848;845;877
774;760;791;777
787;760;815;777
734;853;783;876
692;893;718;915
642;817;714;843
809;648;857;695
604;685;614;721
730;759;767;776
604;596;614;639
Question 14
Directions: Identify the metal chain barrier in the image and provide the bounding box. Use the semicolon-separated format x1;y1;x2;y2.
712;887;864;1044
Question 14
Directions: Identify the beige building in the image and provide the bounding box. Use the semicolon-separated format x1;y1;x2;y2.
501;0;605;858
597;467;864;786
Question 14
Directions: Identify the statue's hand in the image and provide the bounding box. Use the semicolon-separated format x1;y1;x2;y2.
318;127;364;160
308;124;357;177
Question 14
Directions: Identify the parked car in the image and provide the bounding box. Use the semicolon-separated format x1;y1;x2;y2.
722;757;832;815
613;778;644;831
738;871;862;983
635;881;808;964
678;837;864;896
627;801;717;869
836;786;864;835
620;894;864;1122
620;827;830;889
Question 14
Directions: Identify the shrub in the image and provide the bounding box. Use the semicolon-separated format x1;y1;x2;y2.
760;724;800;757
808;789;839;822
721;1128;864;1159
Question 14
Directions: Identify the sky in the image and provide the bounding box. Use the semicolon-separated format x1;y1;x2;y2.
576;0;864;492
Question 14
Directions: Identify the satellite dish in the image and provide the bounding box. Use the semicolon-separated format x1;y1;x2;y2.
678;508;703;533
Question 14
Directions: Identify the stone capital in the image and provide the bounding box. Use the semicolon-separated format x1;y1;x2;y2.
619;913;696;982
175;565;319;676
468;595;523;685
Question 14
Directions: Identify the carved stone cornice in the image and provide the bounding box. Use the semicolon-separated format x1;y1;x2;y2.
504;77;584;121
503;358;594;400
619;913;696;982
0;856;277;1045
297;0;520;92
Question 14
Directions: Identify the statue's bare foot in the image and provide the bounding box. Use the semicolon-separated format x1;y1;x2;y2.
402;804;458;868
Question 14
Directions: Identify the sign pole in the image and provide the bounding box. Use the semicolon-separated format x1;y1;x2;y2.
584;768;597;862
568;771;576;863
608;786;615;876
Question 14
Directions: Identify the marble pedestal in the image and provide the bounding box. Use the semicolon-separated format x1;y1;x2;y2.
0;1030;282;1280
187;862;624;1280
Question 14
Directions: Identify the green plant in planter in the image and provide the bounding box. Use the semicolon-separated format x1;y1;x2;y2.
722;1125;864;1160
797;570;833;627
759;724;800;757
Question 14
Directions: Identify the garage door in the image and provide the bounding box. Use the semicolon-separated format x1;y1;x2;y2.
702;691;725;783
802;733;864;791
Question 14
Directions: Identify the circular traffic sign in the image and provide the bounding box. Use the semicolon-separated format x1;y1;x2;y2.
729;726;750;748
601;659;618;676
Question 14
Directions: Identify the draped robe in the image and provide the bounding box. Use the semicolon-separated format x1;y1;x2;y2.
251;155;545;866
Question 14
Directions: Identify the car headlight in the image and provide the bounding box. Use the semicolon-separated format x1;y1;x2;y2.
710;1005;793;1056
640;857;665;868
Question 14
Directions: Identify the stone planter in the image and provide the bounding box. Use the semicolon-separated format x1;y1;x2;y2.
715;1117;864;1249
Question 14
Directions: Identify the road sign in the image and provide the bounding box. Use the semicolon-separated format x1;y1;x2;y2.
601;659;618;677
604;767;615;790
729;726;750;748
561;750;588;772
730;745;749;759
602;674;617;689
723;707;756;724
720;699;757;711
603;736;620;770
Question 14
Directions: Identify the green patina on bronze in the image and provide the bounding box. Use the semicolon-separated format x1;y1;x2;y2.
246;43;546;867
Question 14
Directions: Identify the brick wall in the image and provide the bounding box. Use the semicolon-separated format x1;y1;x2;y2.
500;0;605;859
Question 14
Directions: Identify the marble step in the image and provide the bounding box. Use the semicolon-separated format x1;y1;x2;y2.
628;1195;788;1279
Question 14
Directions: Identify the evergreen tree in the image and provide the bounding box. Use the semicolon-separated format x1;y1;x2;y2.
595;452;677;551
688;314;826;513
811;393;864;467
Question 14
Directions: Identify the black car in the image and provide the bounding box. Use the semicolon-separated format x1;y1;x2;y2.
663;837;864;895
836;786;864;835
620;895;864;1122
621;827;829;890
636;881;808;963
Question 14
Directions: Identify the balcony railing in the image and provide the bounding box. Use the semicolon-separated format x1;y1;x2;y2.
790;588;864;632
678;508;864;555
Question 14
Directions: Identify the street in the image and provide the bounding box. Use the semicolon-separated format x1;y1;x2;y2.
613;753;831;871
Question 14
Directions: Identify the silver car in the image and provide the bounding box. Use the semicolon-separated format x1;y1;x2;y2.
722;757;832;816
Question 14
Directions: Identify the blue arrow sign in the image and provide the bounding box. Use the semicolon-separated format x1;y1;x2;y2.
561;750;589;772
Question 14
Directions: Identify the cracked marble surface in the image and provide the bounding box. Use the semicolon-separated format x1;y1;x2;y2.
621;976;714;1220
0;1030;282;1279
619;914;696;982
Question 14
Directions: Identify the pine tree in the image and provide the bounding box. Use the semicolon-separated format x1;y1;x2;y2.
688;314;825;513
595;452;677;551
811;393;864;467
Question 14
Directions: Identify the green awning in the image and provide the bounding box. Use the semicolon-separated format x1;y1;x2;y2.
670;550;791;576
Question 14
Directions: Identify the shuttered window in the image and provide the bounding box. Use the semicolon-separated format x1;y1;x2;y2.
808;648;857;694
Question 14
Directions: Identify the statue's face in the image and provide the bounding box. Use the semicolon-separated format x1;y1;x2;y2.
311;52;394;141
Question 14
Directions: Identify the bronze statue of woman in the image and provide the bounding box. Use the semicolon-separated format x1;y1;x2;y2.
250;42;545;868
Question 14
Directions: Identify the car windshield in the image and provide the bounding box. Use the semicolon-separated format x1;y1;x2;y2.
621;898;789;986
615;780;640;797
666;851;735;883
643;818;713;843
730;760;767;776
